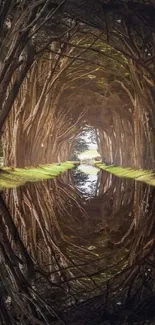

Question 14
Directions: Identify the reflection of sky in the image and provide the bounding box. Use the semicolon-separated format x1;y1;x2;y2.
77;165;99;196
78;165;99;175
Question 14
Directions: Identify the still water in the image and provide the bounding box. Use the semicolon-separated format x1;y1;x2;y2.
1;166;155;324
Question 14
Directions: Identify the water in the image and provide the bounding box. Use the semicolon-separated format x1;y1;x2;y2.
1;167;155;324
74;164;99;196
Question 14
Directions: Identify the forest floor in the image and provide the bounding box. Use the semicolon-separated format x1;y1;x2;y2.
95;162;155;187
0;162;76;189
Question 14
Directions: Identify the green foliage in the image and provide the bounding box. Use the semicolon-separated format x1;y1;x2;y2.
70;136;89;160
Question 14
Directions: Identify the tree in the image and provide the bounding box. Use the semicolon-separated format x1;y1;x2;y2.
1;0;155;169
70;136;89;160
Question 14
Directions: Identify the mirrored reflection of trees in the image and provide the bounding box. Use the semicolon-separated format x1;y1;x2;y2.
1;171;155;323
72;168;98;197
71;169;89;188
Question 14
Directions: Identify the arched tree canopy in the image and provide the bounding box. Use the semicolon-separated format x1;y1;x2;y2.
1;0;155;168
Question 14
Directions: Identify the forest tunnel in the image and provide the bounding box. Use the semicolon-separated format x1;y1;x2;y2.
1;1;155;170
1;2;155;325
3;35;134;168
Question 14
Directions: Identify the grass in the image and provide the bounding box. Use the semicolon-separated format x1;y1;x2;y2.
79;149;100;159
95;162;155;187
0;162;75;189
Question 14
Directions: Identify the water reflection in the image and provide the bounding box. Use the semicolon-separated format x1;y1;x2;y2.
73;164;98;197
1;170;155;324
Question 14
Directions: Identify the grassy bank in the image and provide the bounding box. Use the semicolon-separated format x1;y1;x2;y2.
0;162;75;189
95;162;155;187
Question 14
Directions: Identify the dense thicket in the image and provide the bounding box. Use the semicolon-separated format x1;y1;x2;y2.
1;0;155;167
1;1;155;324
